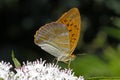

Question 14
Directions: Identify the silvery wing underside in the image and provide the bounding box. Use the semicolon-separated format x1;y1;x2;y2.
34;22;70;58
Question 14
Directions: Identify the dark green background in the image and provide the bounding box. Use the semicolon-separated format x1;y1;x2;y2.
0;0;120;78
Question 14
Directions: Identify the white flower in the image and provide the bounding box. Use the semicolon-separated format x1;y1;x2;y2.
13;59;84;80
0;59;84;80
0;61;14;80
78;76;84;80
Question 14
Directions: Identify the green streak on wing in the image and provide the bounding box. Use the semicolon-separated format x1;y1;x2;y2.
12;50;21;68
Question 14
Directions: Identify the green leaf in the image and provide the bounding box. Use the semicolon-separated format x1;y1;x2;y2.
112;17;120;28
87;77;120;80
12;50;21;68
102;27;120;40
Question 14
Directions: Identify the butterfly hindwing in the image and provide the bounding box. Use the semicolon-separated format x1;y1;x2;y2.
34;22;70;58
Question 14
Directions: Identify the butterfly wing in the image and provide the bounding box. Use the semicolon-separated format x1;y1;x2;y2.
34;8;81;62
34;22;70;58
56;8;81;54
57;8;81;54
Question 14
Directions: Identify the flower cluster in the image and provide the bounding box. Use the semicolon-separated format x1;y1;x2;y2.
0;59;84;80
0;61;14;80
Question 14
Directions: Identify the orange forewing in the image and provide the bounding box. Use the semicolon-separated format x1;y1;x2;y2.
56;8;81;54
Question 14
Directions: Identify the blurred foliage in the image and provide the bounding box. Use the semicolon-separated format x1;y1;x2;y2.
59;36;120;78
103;27;120;40
0;0;120;79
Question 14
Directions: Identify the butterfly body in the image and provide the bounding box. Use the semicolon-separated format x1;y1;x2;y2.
34;8;81;63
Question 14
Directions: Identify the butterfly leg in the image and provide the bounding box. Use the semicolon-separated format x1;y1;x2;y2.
55;59;59;65
52;58;59;65
52;58;56;63
68;60;71;69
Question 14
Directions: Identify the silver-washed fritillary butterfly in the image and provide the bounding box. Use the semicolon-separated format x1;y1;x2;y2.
34;8;81;63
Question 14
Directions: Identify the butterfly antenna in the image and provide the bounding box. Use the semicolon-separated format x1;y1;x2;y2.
76;53;86;56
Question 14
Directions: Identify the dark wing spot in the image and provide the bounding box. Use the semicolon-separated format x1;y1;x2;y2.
64;19;67;22
70;23;73;26
72;34;75;37
68;19;72;21
73;38;76;40
66;23;69;26
69;29;72;32
74;25;77;28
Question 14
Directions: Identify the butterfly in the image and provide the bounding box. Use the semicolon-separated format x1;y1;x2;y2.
34;8;81;63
